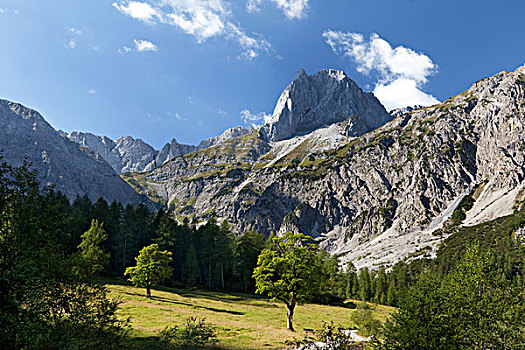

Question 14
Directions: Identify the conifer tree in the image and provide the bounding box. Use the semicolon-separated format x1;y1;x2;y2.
78;219;110;275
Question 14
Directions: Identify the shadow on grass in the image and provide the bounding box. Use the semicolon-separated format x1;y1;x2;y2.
125;336;264;350
121;291;245;316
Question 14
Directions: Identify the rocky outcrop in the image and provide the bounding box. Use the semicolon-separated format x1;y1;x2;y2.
260;69;392;141
126;64;525;270
389;105;425;118
68;132;197;173
0;100;148;204
197;126;251;149
68;126;251;174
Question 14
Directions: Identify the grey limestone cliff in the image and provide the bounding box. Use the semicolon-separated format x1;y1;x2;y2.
123;64;525;270
260;69;392;141
0;100;147;204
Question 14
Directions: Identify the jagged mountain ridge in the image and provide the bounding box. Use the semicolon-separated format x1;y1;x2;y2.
123;64;525;269
0;100;148;204
68;126;252;174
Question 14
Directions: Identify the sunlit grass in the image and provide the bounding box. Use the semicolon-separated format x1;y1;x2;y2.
106;281;394;349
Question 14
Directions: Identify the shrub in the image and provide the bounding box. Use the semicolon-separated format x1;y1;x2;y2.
159;317;218;349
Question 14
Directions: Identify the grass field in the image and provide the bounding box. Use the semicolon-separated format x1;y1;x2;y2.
106;281;394;349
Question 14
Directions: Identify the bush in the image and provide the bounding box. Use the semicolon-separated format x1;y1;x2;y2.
350;303;382;338
159;317;218;349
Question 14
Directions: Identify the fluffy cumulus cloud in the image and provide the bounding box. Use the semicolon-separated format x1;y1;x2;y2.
112;1;159;23
246;0;308;19
272;0;308;19
323;30;439;110
240;109;271;125
113;0;271;59
134;39;157;52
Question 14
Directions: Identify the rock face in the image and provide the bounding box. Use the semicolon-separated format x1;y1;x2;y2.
68;127;251;174
125;64;525;270
260;69;392;141
68;132;197;174
389;105;425;118
197;126;251;149
0;100;147;204
156;139;197;170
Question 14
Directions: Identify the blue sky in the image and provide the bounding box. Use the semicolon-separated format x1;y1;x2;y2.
1;0;525;148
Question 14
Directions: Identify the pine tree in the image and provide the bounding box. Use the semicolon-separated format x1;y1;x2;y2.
77;219;110;276
183;244;199;287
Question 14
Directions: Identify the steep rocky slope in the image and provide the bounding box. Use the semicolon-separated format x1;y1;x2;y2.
0;100;148;204
68;126;251;174
260;69;392;141
124;64;525;269
68;132;195;173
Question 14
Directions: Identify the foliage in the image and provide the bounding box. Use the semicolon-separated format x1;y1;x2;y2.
0;156;129;349
125;244;173;297
159;317;218;349
380;244;525;349
253;232;318;330
350;303;382;338
77;219;110;276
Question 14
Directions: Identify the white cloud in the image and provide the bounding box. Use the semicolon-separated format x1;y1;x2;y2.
246;0;262;12
271;0;308;19
373;78;439;110
323;30;439;110
88;89;96;95
0;8;6;13
66;39;77;49
240;109;270;126
134;39;157;52
113;0;272;59
246;0;308;19
69;27;82;36
227;22;271;59
118;46;132;54
167;111;183;120
113;1;159;23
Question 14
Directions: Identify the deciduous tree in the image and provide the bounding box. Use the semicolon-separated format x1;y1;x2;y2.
125;244;173;298
253;232;317;331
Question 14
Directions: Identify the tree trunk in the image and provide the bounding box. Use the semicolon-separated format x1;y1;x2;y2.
146;284;151;298
208;260;212;289
221;261;225;289
286;304;295;331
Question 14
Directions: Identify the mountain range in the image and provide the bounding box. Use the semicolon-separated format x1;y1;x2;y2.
2;64;525;269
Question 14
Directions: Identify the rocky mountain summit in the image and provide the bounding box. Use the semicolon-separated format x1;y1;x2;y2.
4;63;525;270
68;132;195;173
68;126;252;174
0;100;147;204
123;64;525;269
260;69;392;141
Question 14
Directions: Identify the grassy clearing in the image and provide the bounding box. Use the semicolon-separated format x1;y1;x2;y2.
106;281;394;349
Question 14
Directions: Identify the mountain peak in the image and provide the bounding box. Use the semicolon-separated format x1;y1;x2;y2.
294;68;307;80
260;68;392;141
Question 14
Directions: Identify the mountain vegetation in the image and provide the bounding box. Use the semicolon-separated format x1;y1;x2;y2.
2;63;525;348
